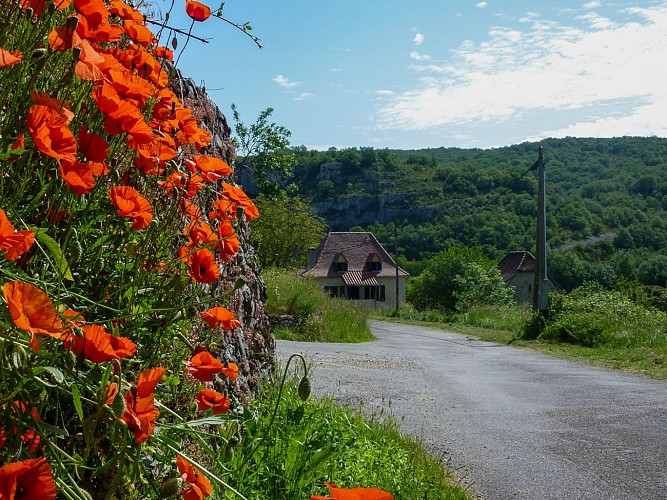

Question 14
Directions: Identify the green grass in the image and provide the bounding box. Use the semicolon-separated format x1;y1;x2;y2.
219;374;472;500
264;268;374;342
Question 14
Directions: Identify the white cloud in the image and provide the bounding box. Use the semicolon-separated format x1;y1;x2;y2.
377;3;667;142
294;92;314;101
273;75;301;88
476;2;488;8
409;51;431;61
413;33;424;45
583;1;602;8
375;90;396;96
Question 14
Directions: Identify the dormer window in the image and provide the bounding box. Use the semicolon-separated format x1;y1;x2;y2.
368;253;382;272
333;254;348;273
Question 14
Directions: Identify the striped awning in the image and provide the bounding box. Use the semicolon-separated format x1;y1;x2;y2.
342;271;379;286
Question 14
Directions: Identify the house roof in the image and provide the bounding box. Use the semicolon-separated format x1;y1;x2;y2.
301;232;409;279
498;250;536;281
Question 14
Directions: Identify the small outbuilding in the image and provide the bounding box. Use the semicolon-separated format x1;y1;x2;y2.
498;250;560;303
301;232;409;310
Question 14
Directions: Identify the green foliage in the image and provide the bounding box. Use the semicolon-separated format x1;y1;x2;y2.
407;245;493;312
250;195;327;269
453;263;515;313
232;105;295;197
537;282;667;347
222;377;470;500
264;268;373;342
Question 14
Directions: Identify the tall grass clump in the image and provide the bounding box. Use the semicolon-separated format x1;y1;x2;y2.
456;303;531;335
221;372;471;500
264;267;373;342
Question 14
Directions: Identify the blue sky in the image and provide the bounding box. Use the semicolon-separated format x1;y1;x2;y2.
161;1;667;150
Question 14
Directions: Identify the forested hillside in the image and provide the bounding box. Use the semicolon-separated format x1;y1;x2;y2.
285;137;667;289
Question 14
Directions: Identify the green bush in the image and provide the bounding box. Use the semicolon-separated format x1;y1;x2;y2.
539;312;609;346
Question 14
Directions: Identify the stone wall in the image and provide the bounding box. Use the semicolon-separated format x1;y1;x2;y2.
170;68;274;404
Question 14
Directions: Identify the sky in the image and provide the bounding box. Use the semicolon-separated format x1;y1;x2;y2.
161;0;667;150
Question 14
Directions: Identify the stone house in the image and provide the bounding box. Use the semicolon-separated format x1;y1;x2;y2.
301;232;409;310
498;250;560;303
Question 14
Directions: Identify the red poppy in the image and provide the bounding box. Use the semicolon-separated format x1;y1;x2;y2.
106;67;155;108
194;389;230;415
27;104;77;163
108;186;154;230
75;14;124;43
185;0;212;22
185;221;217;249
59;160;96;195
3;280;64;351
0;209;34;261
187;248;220;283
121;367;166;443
63;324;136;363
311;482;394;500
221;183;259;220
109;0;144;22
0;458;56;500
179;200;202;220
221;362;239;380
78;125;109;162
183;349;223;382
3;401;43;453
0;47;22;67
123;20;156;47
91;84;155;144
176;455;213;500
216;221;239;262
174;108;211;149
158;171;205;199
151;45;174;62
200;307;239;330
74;0;110;31
192;155;233;183
208;197;236;223
30;90;75;125
48;23;83;51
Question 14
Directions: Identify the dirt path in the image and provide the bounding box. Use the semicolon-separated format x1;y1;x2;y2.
276;320;667;500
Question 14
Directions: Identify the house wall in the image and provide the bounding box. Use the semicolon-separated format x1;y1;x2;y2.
318;276;407;310
507;272;559;304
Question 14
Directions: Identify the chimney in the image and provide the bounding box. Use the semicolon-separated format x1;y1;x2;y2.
306;247;317;271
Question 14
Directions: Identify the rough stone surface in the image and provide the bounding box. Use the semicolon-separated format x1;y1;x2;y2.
170;68;274;404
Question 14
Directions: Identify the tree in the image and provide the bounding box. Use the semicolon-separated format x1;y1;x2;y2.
453;263;515;313
231;104;295;197
407;245;492;311
250;195;327;269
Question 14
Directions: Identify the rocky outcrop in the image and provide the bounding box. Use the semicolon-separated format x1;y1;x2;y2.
171;69;274;404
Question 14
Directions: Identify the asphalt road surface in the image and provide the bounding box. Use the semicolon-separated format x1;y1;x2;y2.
275;320;667;500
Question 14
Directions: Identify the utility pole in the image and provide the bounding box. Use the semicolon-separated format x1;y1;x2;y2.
394;225;399;314
532;147;549;313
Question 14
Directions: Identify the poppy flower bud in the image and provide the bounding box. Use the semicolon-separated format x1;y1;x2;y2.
25;8;34;19
298;375;311;401
159;478;182;498
223;444;234;462
171;36;178;50
71;46;81;62
112;391;126;418
32;48;47;59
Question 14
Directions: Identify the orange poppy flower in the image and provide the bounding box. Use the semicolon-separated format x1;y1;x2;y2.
0;209;34;261
208;197;236;223
194;389;230;415
30;90;75;125
3;280;64;351
221;183;259;220
188;248;220;283
174;108;211;149
3;401;43;453
27;105;77;163
0;47;22;68
74;0;110;31
78;125;109;162
91;84;155;144
48;23;83;52
179;200;202;220
176;455;213;500
185;221;217;249
158;171;205;199
59;160;96;195
122;367;166;443
20;0;50;16
185;0;212;22
311;483;394;500
151;45;174;62
75;14;124;43
63;324;136;363
106;67;155;108
103;382;119;405
216;221;239;262
200;307;239;330
123;20;156;47
183;349;223;382
221;362;239;380
74;39;106;82
0;458;56;500
108;186;154;230
192;155;233;183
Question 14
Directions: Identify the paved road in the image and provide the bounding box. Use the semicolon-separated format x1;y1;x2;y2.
276;320;667;500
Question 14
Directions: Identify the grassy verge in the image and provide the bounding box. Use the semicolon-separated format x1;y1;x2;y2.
220;373;471;500
264;267;374;342
374;302;667;380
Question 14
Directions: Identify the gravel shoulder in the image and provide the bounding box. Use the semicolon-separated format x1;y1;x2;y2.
276;320;667;500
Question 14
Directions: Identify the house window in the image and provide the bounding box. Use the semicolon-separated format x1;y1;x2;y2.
334;261;347;273
369;261;382;272
379;285;385;301
324;286;339;297
364;286;376;299
347;286;360;299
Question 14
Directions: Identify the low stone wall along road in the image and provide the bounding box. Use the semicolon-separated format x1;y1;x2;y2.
276;320;667;500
